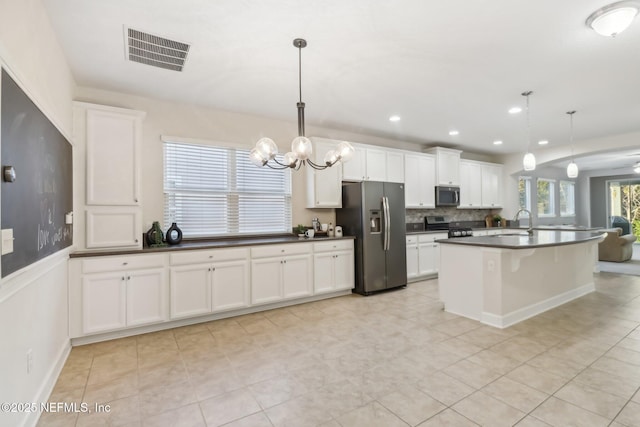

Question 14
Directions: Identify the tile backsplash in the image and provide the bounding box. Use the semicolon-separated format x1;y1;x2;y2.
405;207;501;224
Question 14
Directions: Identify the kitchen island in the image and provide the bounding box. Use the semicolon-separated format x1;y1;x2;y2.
437;230;605;328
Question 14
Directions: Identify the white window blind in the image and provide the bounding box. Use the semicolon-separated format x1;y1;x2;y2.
164;141;292;237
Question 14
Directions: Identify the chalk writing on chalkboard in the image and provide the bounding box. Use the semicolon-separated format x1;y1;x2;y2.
1;69;73;277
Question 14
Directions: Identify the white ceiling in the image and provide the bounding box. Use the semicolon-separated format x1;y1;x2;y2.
42;0;640;157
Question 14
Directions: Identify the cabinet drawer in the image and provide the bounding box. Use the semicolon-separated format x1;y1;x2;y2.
406;236;418;244
169;247;249;266
81;254;165;274
418;233;447;243
251;243;312;259
313;240;353;253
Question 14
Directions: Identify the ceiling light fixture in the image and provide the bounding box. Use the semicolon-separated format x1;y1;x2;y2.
449;130;459;136
493;140;503;145
389;115;401;122
566;111;579;178
538;140;549;145
521;91;536;171
586;1;640;37
508;107;522;114
634;162;640;173
250;39;354;170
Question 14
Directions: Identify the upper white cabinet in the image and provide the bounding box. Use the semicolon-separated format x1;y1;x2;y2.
343;143;404;183
404;153;436;208
458;159;503;209
425;147;461;186
306;138;343;208
74;102;146;250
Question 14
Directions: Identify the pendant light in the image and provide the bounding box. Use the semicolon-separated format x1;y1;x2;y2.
522;91;536;171
250;39;354;170
566;111;579;178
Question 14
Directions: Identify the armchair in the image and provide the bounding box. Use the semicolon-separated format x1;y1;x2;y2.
598;227;636;262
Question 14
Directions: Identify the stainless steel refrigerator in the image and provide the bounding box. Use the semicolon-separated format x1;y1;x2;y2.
336;181;407;295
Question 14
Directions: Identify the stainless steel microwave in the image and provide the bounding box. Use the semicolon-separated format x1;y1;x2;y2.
435;186;460;207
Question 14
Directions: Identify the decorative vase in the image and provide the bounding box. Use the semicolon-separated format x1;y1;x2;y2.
165;222;183;245
146;221;168;247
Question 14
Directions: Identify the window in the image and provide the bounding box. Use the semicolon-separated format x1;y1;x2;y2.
537;178;556;217
164;141;292;237
559;180;576;217
518;176;532;210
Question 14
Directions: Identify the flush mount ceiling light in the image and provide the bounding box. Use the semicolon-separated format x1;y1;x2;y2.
586;1;640;37
566;111;579;178
521;91;536;171
250;39;354;170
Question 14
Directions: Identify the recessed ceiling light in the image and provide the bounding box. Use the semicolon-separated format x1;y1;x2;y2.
508;107;522;114
538;140;549;145
493;140;503;145
389;115;401;122
449;130;459;136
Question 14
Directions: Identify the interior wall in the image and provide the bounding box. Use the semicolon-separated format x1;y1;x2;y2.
587;172;638;229
0;1;76;426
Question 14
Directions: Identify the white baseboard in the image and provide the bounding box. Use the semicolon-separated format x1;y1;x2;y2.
481;282;595;328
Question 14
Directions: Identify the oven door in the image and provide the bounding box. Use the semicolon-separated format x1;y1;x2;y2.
436;186;460;207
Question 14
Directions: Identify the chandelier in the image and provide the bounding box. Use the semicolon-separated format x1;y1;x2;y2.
249;38;354;170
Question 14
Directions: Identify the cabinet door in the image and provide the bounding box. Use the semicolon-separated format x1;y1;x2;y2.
127;268;167;327
386;151;405;183
366;148;387;181
404;155;422;207
459;161;482;208
170;264;211;319
282;254;313;299
212;260;250;312
418;243;437;276
86;109;140;205
306;139;342;208
437;151;460;185
251;258;283;305
313;252;335;294
333;250;354;291
342;147;366;181
82;272;126;334
85;207;142;248
481;164;502;207
406;244;419;279
419;155;436;208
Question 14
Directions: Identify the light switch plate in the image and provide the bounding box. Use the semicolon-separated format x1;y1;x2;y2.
2;229;14;255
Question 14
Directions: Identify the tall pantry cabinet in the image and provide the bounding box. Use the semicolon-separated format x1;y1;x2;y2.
73;102;146;250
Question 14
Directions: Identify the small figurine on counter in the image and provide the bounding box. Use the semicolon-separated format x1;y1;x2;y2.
146;221;168;247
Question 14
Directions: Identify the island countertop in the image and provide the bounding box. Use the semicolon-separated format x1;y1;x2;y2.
437;230;605;250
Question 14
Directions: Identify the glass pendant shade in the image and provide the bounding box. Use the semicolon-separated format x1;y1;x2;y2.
283;152;298;168
587;4;639;37
249;147;267;167
337;141;355;162
291;136;312;160
567;161;579;178
523;152;536;171
255;137;278;160
324;150;339;166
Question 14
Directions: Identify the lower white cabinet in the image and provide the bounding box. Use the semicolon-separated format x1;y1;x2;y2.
406;233;447;280
169;248;250;319
77;255;167;335
251;243;313;305
313;240;354;293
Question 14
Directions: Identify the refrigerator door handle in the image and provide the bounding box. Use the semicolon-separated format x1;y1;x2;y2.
383;196;390;251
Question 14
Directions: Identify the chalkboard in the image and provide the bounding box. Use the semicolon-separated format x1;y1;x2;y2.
1;69;73;277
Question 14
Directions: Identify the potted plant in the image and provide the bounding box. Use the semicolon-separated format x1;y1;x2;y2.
493;214;503;227
296;224;306;236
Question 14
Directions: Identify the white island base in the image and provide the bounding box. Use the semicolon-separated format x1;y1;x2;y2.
438;238;600;328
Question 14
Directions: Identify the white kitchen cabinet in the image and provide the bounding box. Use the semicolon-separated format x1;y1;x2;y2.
169;248;250;319
404;153;436;208
251;243;313;305
313;240;354;294
342;144;367;181
386;150;405;183
481;163;502;208
365;148;387;181
79;257;166;335
406;233;447;280
75;102;146;250
306;138;343;208
459;160;483;208
426;147;461;186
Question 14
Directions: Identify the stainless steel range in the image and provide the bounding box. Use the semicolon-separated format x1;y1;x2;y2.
424;216;473;238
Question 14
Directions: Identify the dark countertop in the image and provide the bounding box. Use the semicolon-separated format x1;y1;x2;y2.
437;230;605;249
70;235;355;258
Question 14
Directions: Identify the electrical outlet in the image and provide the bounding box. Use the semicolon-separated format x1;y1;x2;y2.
26;349;33;374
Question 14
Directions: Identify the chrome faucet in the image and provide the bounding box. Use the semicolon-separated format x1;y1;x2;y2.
514;208;534;236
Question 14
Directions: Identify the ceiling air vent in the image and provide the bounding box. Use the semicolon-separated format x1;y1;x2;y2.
125;27;190;72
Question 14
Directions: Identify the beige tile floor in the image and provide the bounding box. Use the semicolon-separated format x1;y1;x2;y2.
38;272;640;427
